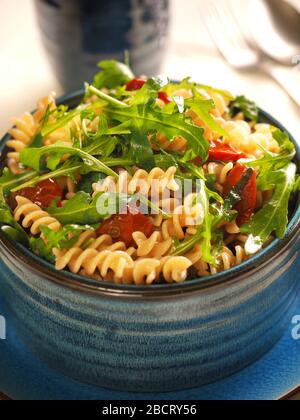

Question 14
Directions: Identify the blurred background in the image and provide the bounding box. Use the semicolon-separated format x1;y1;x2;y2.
0;0;300;140
0;0;300;400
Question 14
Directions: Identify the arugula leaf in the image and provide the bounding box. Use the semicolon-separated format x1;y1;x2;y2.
125;78;170;169
164;78;234;102
0;188;29;244
89;78;209;165
41;100;103;137
1;225;28;246
293;175;300;193
195;180;215;265
40;104;69;130
20;143;119;179
272;128;295;155
41;107;82;138
164;78;195;96
171;181;220;264
11;161;81;193
130;126;155;170
0;168;37;194
77;172;107;194
30;236;56;263
241;163;296;254
93;60;134;90
171;226;203;257
41;224;95;249
244;128;296;191
230;95;259;122
80;109;96;123
197;84;234;102
133;76;169;106
106;102;209;164
186;94;229;137
12;144;137;194
47;192;128;225
29;132;44;148
30;224;94;263
87;85;128;109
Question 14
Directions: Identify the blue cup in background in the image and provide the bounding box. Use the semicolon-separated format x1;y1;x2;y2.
34;0;170;91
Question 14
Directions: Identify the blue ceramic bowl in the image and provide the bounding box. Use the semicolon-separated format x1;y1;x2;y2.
1;90;300;393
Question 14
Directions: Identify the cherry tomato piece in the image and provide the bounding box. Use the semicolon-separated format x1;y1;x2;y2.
126;78;146;91
158;91;172;104
209;141;246;162
191;142;245;167
223;164;257;226
16;179;62;208
98;210;154;248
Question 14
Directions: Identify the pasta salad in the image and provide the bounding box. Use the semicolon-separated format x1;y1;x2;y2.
0;60;299;285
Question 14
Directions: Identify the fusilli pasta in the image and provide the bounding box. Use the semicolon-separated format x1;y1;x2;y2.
216;119;281;156
14;196;61;235
7;113;38;162
93;167;179;196
153;133;188;153
132;231;172;258
7;93;56;163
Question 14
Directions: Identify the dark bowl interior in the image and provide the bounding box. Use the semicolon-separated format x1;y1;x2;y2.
1;89;300;298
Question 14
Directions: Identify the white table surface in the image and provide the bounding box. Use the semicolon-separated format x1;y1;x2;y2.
0;0;300;141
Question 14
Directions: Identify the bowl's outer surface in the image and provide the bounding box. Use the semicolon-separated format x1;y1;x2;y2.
1;236;300;392
1;91;300;392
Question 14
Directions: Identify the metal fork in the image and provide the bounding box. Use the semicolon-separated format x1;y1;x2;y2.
202;0;300;108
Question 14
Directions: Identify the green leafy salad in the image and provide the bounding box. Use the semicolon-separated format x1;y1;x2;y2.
0;60;299;285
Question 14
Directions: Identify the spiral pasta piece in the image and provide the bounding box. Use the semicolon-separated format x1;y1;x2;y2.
53;230;133;277
54;247;135;282
14;196;62;235
132;231;172;259
185;244;214;277
205;161;235;195
93;167;179;196
58;176;78;205
206;162;234;184
53;229;194;284
132;259;161;285
161;195;204;241
214;118;281;157
7;113;38;161
33;93;57;123
154;133;188;154
78;257;161;285
185;242;247;277
162;213;185;241
225;222;240;235
7;93;57;163
162;257;192;283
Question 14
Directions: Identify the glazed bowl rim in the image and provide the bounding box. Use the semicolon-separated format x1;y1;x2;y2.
0;88;300;299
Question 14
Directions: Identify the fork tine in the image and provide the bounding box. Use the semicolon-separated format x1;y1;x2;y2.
212;0;250;51
202;0;258;69
226;0;257;47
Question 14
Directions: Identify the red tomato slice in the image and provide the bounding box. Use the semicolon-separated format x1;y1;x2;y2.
158;91;172;104
126;78;146;91
16;179;62;208
98;209;154;247
191;142;245;167
209;141;246;162
223;164;257;226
